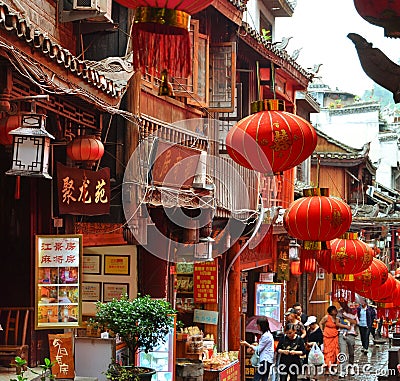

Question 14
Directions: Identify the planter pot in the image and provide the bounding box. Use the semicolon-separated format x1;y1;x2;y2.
135;367;156;381
106;365;156;381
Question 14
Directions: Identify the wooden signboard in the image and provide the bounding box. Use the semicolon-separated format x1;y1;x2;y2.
48;333;75;379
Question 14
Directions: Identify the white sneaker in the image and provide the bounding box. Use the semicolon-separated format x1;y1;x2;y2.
349;369;355;376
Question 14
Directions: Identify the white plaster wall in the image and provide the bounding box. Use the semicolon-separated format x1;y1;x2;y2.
244;0;276;37
311;109;381;163
375;138;399;188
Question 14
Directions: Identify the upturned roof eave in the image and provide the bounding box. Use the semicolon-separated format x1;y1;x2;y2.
239;22;312;89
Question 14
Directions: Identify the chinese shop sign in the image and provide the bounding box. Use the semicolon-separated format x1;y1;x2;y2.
219;360;239;381
57;162;110;216
48;333;75;378
35;235;82;329
193;259;217;303
193;309;218;325
276;250;290;281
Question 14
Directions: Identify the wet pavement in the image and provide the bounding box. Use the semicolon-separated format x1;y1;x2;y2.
0;337;397;381
304;336;393;381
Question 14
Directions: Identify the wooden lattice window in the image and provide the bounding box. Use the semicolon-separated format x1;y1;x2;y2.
209;42;236;112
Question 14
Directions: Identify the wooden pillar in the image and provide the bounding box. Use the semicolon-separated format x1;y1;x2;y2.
227;241;241;350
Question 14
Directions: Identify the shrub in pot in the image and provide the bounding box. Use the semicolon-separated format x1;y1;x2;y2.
90;293;176;381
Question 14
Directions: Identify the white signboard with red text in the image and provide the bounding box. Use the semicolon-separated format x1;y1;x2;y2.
35;235;82;329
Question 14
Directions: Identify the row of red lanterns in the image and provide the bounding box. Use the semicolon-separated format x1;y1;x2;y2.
0;115;104;166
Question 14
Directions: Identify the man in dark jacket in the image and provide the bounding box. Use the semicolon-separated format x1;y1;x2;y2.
293;302;308;325
357;299;376;353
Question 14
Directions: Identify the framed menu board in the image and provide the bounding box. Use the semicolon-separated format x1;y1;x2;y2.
35;234;83;329
254;282;283;323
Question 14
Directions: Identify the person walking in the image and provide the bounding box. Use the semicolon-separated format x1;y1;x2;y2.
305;316;323;350
276;323;306;381
304;316;324;380
357;298;376;353
285;309;307;339
337;301;358;376
293;302;308;325
241;316;274;381
319;305;349;375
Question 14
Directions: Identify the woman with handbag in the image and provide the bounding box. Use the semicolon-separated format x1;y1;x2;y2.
241;317;274;381
276;323;306;381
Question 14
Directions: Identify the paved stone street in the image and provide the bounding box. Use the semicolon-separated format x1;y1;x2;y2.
309;337;393;381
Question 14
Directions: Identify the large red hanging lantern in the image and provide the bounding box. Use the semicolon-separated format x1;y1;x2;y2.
225;100;317;174
317;232;374;274
284;187;352;246
284;188;352;274
354;0;400;38
351;258;389;294
66;135;104;168
112;1;213;77
359;273;397;301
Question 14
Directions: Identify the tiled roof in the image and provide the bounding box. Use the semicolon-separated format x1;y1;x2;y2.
312;129;376;173
0;1;129;99
314;128;366;154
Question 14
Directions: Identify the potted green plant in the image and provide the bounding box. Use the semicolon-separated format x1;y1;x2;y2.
90;294;176;381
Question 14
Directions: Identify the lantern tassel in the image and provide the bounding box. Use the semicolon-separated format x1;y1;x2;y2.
132;23;192;78
14;175;20;200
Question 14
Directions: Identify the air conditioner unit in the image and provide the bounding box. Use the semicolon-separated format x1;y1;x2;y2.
72;0;113;22
73;0;98;10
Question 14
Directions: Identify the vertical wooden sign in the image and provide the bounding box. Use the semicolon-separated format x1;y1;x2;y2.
48;333;75;379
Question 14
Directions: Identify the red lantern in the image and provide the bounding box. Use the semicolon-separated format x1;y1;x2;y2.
354;0;400;38
318;232;374;274
112;1;213;77
284;187;352;245
0;115;21;145
66;135;104;167
352;258;389;294
360;274;397;301
226;100;317;174
290;260;302;276
299;249;317;273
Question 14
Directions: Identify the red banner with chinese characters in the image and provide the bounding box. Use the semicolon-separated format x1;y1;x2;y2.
57;162;110;215
151;140;201;188
193;259;218;303
219;361;239;381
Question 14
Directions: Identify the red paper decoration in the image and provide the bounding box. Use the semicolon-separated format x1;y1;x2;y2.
66;135;104;165
318;232;374;274
226;100;317;174
113;1;213;77
331;279;355;303
351;258;389;294
300;249;317;273
354;0;400;38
